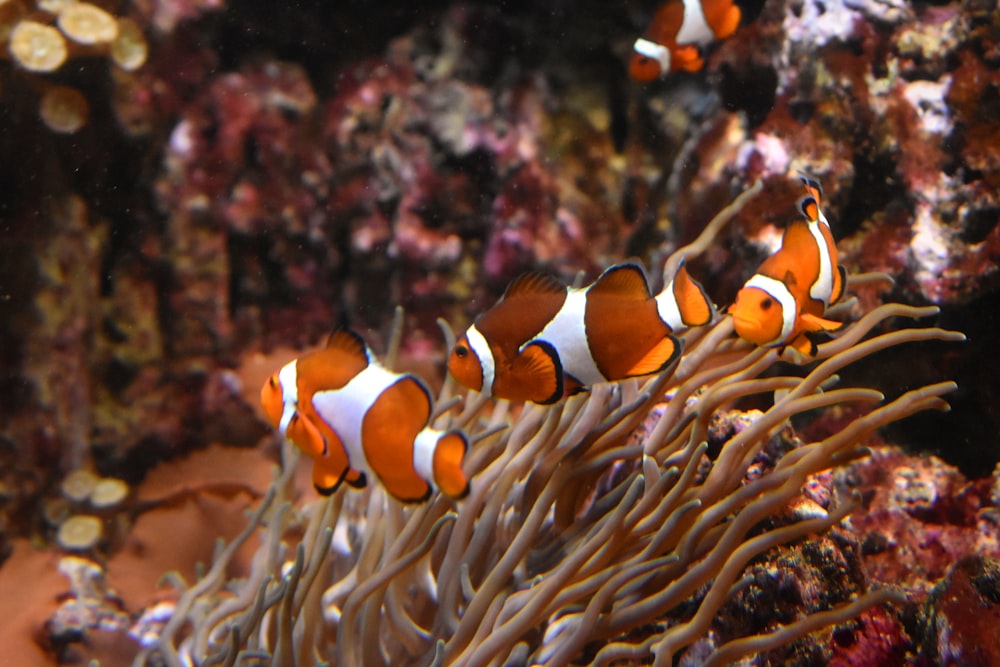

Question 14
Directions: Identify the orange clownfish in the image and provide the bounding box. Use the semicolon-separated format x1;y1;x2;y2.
630;0;743;80
261;329;469;502
448;261;713;404
729;178;847;356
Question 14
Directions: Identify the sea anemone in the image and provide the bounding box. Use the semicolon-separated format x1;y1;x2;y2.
137;184;963;666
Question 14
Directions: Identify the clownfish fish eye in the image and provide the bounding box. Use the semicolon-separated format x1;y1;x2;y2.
454;344;469;358
760;297;773;311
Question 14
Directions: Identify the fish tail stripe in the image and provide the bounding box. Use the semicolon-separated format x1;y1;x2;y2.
806;220;835;307
745;274;798;345
655;286;685;331
465;325;496;397
634;37;672;72
412;428;438;490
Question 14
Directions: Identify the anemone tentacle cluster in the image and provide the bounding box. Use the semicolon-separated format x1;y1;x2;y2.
137;186;963;666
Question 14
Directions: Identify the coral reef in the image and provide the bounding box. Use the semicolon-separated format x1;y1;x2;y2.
0;0;997;665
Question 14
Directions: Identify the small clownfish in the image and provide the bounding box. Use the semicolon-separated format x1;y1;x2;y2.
260;329;469;503
729;178;847;356
629;0;744;80
448;261;713;404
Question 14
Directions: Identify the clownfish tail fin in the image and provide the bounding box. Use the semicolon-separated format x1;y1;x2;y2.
799;195;820;224
432;430;470;499
832;265;848;304
672;260;715;327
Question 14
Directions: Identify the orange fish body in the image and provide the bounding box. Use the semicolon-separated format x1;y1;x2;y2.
448;262;713;404
730;178;846;355
261;330;469;502
630;0;743;80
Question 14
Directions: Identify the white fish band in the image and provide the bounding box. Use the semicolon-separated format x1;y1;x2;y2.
533;288;605;386
676;0;716;46
633;38;671;73
745;274;797;346
312;363;400;476
466;325;496;397
277;362;299;436
655;280;685;331
412;428;438;490
807;221;835;307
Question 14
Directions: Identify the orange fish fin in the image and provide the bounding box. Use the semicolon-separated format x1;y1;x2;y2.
515;341;563;404
344;469;367;489
625;334;681;377
325;328;371;366
285;412;327;458
832;265;847;304
589;263;651;301
564;375;587;396
715;4;742;39
503;272;566;300
312;458;350;496
799;312;843;333
673;261;714;327
675;45;704;72
788;333;819;357
433;431;470;499
799;195;820;223
800;176;824;206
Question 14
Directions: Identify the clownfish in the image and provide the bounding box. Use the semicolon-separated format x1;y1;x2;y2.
261;329;469;502
448;261;713;404
729;178;846;356
630;0;743;80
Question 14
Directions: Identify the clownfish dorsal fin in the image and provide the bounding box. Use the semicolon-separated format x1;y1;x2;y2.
625;334;682;377
589;263;651;301
325;329;371;366
514;341;563;404
503;272;566;301
800;176;824;204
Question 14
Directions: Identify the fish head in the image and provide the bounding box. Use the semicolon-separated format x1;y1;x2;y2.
447;332;486;393
730;285;785;347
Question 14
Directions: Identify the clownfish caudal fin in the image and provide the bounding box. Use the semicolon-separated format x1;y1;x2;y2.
626;334;682;377
799;195;820;223
672;260;714;327
325;328;372;366
800;176;824;205
432;431;470;499
513;341;564;404
590;263;651;301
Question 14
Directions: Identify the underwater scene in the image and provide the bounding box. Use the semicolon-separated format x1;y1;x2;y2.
1;0;999;664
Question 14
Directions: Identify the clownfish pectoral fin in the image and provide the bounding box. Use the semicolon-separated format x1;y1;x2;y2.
312;457;351;496
787;333;818;357
502;272;566;301
590;263;651;301
432;431;470;499
626;334;682;377
564;375;588;396
799;312;843;333
674;45;704;72
513;341;564;404
325;328;372;367
672;260;714;327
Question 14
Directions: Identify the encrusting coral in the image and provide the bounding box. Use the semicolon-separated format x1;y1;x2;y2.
131;184;965;666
